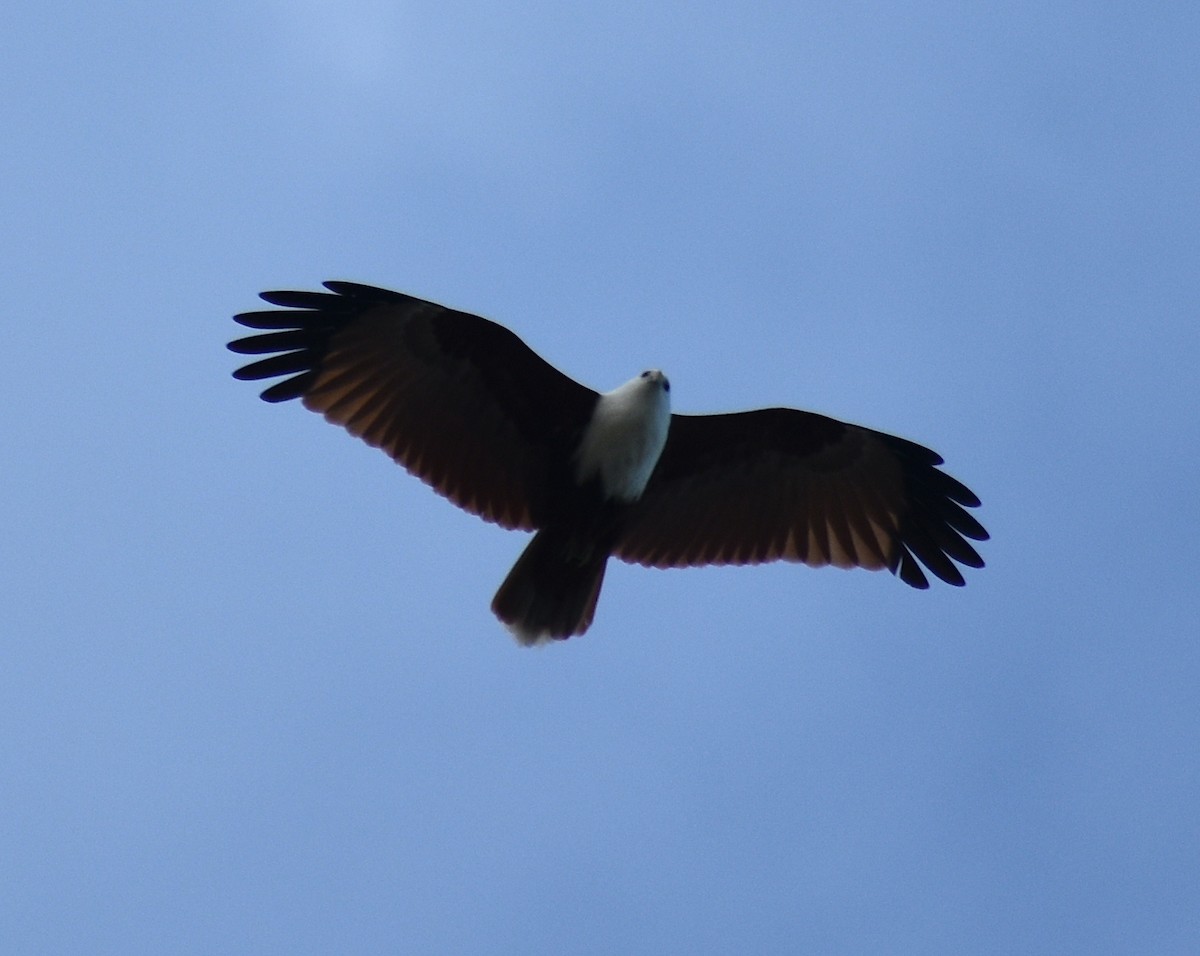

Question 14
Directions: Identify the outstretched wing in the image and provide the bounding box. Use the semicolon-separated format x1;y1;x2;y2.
229;281;597;530
614;408;987;588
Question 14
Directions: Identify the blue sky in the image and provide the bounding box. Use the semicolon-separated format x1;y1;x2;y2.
3;1;1198;952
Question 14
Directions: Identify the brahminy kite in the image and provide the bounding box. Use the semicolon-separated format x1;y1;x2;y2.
229;281;987;644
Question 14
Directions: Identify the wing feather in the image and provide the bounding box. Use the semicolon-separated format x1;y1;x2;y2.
614;408;987;588
229;282;597;530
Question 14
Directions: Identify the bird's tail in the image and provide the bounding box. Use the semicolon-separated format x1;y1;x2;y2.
491;529;610;645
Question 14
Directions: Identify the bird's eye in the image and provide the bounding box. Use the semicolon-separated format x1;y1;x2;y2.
662;379;670;393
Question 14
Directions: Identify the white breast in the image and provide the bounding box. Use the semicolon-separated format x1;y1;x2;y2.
574;370;671;501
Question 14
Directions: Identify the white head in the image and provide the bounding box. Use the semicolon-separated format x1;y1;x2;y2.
575;369;672;501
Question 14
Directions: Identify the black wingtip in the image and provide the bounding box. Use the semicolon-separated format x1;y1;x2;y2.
229;284;362;402
881;432;989;588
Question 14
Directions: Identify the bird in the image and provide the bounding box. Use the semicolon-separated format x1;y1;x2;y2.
229;281;987;645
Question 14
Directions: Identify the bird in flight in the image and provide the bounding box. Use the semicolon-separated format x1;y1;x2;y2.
229;281;987;644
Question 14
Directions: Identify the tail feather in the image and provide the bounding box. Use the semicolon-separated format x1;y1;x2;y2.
491;530;610;645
